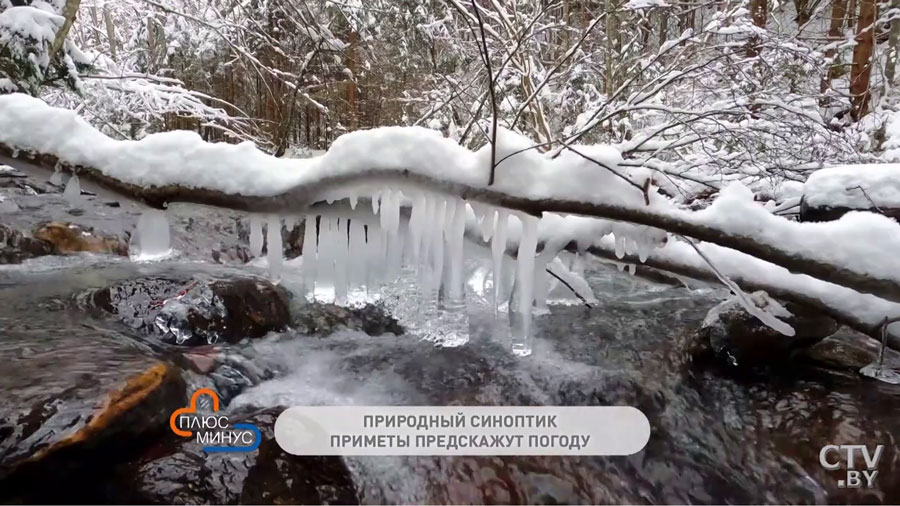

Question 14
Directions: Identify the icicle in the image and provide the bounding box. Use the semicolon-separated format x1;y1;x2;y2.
371;191;381;215
479;208;496;242
301;215;318;295
366;220;384;289
614;234;625;259
350;193;358;210
627;263;636;275
407;193;426;264
430;198;447;294
133;208;170;259
491;210;509;314
349;218;367;287
511;213;539;357
320;217;337;289
418;193;435;294
379;190;391;231
249;216;264;257
624;238;636;256
447;199;466;300
49;168;62;185
63;175;81;205
637;237;650;263
334;218;349;304
267;215;283;280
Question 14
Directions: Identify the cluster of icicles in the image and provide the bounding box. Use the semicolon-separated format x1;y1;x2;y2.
61;172;658;355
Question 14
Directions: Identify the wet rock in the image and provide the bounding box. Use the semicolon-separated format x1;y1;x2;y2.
0;326;186;498
111;408;359;505
700;291;839;368
0;223;55;263
92;275;291;346
294;302;404;337
32;221;129;256
797;328;885;371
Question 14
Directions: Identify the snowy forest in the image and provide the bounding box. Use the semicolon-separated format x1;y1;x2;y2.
1;0;900;503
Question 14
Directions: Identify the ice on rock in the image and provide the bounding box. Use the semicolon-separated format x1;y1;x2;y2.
249;215;264;257
63;174;81;205
133;208;171;260
49;168;62;185
267;215;284;280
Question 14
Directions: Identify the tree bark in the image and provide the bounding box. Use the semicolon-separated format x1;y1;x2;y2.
885;0;900;86
849;0;876;120
822;0;849;94
49;0;82;61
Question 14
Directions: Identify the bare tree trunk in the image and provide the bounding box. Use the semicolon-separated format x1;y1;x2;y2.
885;0;900;86
850;0;877;119
658;9;668;49
49;0;82;60
822;0;849;94
103;5;118;60
345;31;359;131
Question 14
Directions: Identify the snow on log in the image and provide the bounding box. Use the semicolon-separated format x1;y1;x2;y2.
2;93;900;307
800;164;900;222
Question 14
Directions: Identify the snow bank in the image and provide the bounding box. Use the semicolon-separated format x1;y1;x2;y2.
802;164;900;209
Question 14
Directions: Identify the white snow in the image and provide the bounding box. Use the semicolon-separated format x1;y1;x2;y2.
0;7;62;70
802;164;900;209
4;94;900;345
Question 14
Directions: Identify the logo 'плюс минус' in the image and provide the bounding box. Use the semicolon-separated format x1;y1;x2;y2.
170;388;261;453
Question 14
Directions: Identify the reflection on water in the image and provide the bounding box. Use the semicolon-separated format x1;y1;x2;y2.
0;249;898;504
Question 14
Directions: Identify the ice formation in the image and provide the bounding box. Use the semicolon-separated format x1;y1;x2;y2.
63;174;80;205
132;208;171;260
272;188;658;354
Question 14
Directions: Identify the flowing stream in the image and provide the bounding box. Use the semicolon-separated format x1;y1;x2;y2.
0;162;898;504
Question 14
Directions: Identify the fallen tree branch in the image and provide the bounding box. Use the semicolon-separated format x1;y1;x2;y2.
3;141;900;306
583;241;900;352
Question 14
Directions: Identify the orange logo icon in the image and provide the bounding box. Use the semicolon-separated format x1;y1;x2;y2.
169;388;220;437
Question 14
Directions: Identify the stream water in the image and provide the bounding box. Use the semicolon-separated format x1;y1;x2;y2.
0;162;898;504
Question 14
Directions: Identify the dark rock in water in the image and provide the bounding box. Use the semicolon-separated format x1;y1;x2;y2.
700;291;839;368
0;326;186;497
796;328;884;371
0;223;55;263
111;408;359;505
92;275;291;346
32;221;129;256
294;302;404;337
